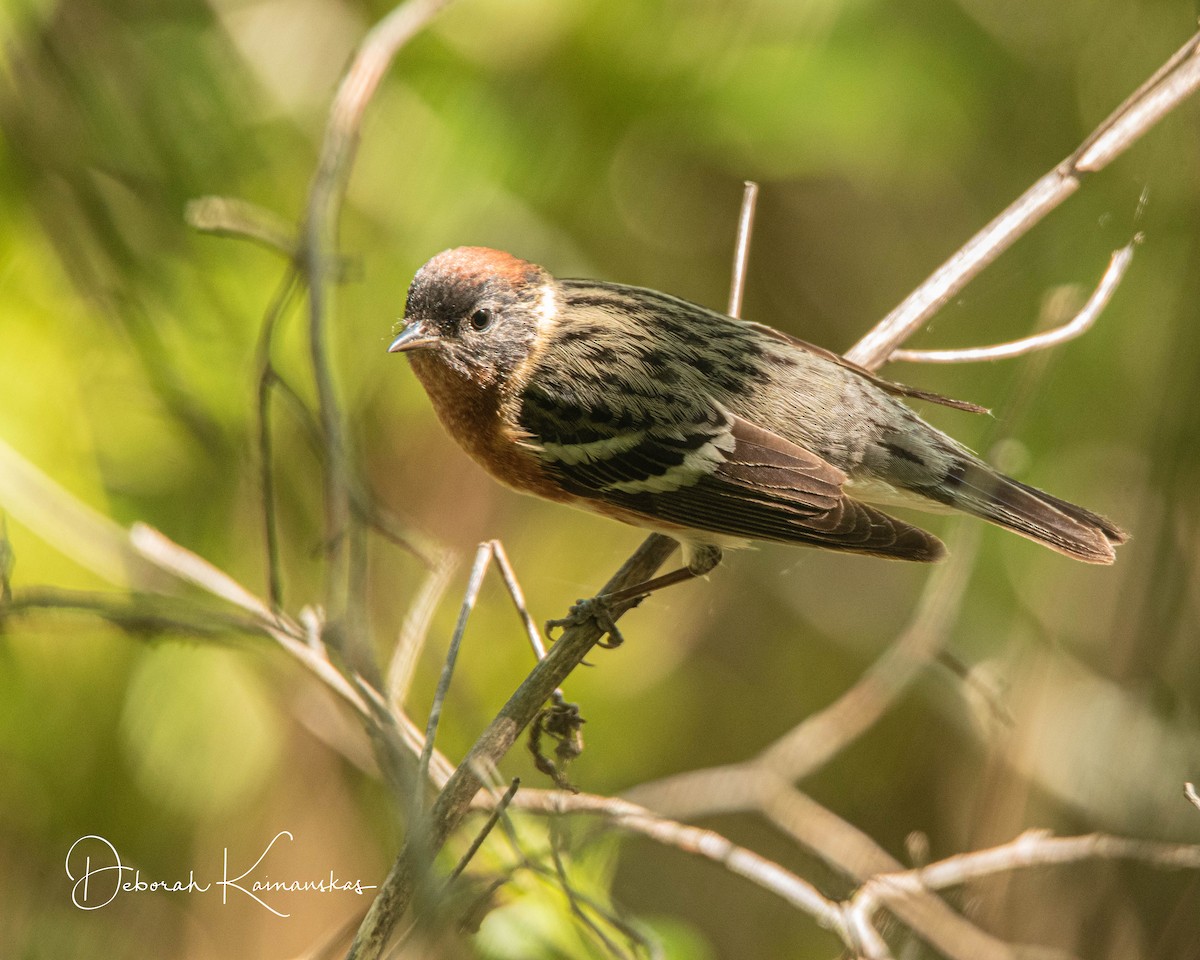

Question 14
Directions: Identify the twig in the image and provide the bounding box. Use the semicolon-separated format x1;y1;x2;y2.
850;829;1200;950
345;534;678;960
301;0;456;680
254;272;304;610
0;587;271;640
1187;782;1200;812
845;32;1200;371
509;789;845;934
727;181;759;319
131;522;277;620
489;540;548;664
387;548;459;705
0;437;175;592
186;195;297;258
548;817;633;960
891;242;1136;364
413;542;491;808
448;777;520;883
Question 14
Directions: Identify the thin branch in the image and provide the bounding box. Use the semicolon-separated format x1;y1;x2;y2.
186;195;297;258
916;829;1200;887
508;789;845;935
845;31;1200;370
448;777;520;883
346;533;678;960
891;242;1136;364
548;817;634;960
0;587;271;640
301;0;455;678
413;541;492;808
488;539;578;713
489;540;549;664
387;548;459;705
1187;782;1200;812
851;829;1200;950
130;522;277;621
254;273;304;610
727;181;759;319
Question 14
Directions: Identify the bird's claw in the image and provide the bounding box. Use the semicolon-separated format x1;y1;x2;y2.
545;595;626;648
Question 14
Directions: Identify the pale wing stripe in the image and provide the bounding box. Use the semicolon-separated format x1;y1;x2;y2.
539;431;645;465
603;434;734;494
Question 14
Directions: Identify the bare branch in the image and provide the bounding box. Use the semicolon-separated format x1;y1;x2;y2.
185;195;297;257
509;789;846;935
845;32;1200;370
851;829;1200;951
387;548;459;705
413;541;491;806
448;777;520;883
345;533;678;960
913;829;1200;887
0;587;271;640
130;522;277;621
727;181;759;319
489;539;549;664
254;273;305;611
301;0;456;678
891;242;1136;364
0;438;175;592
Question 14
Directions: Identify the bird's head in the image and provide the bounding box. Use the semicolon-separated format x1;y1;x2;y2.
389;247;554;389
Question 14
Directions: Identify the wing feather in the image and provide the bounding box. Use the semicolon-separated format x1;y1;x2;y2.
519;378;945;562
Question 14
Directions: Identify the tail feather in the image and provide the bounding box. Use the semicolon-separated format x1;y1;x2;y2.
945;466;1127;564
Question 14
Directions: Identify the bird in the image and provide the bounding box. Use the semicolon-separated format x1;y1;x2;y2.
388;246;1126;640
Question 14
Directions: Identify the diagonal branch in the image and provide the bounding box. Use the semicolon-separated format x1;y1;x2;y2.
845;32;1200;371
344;534;678;960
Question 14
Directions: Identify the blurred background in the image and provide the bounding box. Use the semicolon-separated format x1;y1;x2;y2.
2;0;1199;956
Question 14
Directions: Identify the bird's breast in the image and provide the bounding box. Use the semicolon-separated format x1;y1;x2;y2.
408;352;572;503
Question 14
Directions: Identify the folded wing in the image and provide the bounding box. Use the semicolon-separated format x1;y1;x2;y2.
518;385;945;562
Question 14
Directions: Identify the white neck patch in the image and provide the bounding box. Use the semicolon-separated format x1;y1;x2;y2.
534;283;558;335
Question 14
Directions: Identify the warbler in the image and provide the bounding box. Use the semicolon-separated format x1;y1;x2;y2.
389;247;1125;617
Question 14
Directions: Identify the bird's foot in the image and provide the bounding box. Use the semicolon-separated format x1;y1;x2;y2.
529;693;585;792
545;595;628;648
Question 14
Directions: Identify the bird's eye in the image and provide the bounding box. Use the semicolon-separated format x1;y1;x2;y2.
469;308;494;332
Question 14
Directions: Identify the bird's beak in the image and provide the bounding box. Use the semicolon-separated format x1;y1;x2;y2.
388;320;438;354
